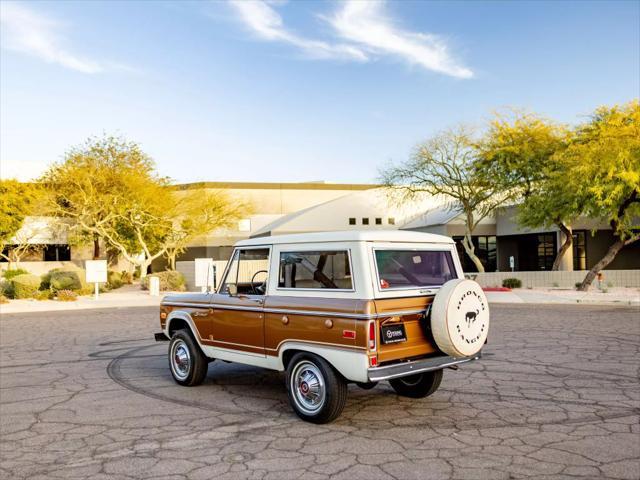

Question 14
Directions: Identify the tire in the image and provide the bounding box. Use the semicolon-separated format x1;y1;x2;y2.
169;329;208;386
389;369;443;398
286;353;347;424
356;381;378;390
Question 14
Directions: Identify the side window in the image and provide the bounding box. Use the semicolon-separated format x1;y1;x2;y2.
278;250;353;290
220;248;270;295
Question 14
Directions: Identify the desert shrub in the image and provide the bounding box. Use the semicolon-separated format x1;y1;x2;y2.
0;280;12;298
120;271;133;284
34;290;54;301
502;278;522;289
575;282;582;289
0;294;8;304
49;269;87;292
10;274;42;299
2;268;29;280
76;286;95;296
141;270;186;292
107;270;125;290
56;290;78;302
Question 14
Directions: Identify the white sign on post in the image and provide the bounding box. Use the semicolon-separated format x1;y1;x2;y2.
85;260;108;299
509;256;515;272
194;258;215;292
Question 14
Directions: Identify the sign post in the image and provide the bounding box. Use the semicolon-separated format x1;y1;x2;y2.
85;260;108;300
509;256;515;272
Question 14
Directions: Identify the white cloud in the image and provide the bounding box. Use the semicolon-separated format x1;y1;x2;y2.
227;0;367;61
227;1;473;78
0;2;104;73
327;1;473;79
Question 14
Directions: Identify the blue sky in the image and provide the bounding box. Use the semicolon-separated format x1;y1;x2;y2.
1;0;638;183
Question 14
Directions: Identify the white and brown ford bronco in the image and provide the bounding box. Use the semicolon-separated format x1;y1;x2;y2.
155;231;489;423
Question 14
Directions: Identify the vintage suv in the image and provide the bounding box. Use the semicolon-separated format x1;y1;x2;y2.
156;231;489;423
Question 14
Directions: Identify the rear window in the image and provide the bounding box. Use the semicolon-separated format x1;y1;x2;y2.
375;249;457;290
279;250;353;290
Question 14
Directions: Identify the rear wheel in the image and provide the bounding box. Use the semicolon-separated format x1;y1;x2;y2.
389;369;443;398
286;353;347;424
169;329;208;386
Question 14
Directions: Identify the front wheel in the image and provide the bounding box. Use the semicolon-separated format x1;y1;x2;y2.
389;369;443;398
286;353;347;424
169;329;208;386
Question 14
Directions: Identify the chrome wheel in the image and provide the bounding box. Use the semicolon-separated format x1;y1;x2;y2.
170;339;191;381
290;360;326;415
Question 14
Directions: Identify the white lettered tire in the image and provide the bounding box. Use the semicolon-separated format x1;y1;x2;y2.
431;279;489;357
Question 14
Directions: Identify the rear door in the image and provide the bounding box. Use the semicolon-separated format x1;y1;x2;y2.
370;245;460;363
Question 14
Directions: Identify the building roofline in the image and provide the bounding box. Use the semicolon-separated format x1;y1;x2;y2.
174;181;379;191
237;230;455;246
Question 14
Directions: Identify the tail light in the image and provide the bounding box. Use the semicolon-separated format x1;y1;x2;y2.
368;320;376;351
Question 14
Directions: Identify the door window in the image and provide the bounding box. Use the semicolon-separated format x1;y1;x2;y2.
220;248;270;295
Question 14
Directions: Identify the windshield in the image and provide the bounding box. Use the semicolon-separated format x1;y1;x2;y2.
374;249;457;290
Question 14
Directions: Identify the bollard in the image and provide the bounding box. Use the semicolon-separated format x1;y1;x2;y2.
149;276;160;297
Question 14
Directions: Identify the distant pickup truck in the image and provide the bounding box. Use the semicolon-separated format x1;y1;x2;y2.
156;231;489;423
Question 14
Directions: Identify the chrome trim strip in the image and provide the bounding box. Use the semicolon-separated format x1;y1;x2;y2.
368;353;481;382
163;302;429;320
266;339;367;352
162;302;211;309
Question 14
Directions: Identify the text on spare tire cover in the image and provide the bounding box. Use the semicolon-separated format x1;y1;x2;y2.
455;289;487;345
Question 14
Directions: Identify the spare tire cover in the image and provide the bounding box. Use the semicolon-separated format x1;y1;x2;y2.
431;279;489;357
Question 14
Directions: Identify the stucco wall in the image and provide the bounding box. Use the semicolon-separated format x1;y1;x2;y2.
470;270;640;288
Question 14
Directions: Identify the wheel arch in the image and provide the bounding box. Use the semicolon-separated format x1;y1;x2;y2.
278;342;369;383
165;311;200;341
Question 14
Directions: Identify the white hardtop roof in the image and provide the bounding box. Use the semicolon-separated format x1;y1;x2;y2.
236;230;454;247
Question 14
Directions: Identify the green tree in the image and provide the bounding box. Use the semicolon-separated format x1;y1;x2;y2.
561;101;640;290
476;111;575;270
381;126;509;272
164;189;244;270
42;135;241;278
0;180;41;267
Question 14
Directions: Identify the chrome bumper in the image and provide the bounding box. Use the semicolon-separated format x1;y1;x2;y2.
367;352;481;382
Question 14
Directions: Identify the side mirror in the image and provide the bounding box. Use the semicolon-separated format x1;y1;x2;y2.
227;284;238;296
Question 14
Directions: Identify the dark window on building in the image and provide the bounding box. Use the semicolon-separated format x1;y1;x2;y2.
43;244;71;261
453;236;497;273
537;233;555;270
362;218;369;225
375;217;382;225
573;231;587;270
388;217;395;225
348;217;356;225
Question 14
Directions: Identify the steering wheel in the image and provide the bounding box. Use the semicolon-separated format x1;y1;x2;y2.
251;270;268;295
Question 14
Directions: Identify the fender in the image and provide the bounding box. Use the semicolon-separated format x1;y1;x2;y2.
164;311;202;343
278;341;369;383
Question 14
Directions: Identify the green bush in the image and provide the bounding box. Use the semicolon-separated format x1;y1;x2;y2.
0;280;12;298
141;270;186;292
56;289;78;302
48;269;87;292
2;268;29;280
502;278;522;289
10;274;42;299
575;282;582;289
107;270;125;290
120;271;133;284
34;290;53;301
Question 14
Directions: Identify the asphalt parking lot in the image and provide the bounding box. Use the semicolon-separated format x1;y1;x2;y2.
1;304;638;480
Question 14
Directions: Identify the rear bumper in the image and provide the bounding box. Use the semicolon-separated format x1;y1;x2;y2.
367;352;481;382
